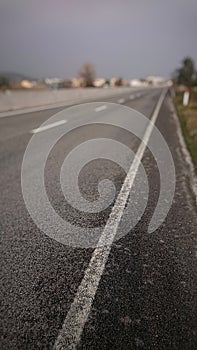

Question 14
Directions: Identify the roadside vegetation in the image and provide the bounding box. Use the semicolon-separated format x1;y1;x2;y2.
173;57;197;173
174;88;197;173
0;76;10;91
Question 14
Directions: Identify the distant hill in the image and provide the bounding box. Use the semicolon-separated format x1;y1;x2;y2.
0;72;38;83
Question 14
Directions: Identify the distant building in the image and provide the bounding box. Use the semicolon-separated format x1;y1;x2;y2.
44;78;64;89
71;78;86;88
121;79;129;87
145;76;166;86
130;79;148;87
11;79;46;90
93;78;106;88
20;80;33;88
110;78;129;87
63;79;73;88
110;78;117;87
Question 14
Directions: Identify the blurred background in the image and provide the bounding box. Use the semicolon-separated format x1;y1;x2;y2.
0;0;196;111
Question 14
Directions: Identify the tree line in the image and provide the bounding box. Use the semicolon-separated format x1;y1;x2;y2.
173;57;197;87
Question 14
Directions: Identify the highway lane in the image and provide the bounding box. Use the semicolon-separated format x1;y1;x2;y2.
0;88;197;349
0;88;153;141
0;87;153;118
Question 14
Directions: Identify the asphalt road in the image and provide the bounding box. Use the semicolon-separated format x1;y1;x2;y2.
0;88;197;350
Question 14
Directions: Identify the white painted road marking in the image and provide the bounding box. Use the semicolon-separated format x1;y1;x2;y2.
53;89;167;350
31;120;67;134
118;98;125;104
95;105;107;112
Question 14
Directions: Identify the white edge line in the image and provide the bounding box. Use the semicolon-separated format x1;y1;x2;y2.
31;120;67;134
169;98;197;202
53;88;168;350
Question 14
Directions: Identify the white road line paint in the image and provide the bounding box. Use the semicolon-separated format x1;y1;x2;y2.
53;89;168;350
118;98;125;104
169;98;197;201
31;120;67;134
95;105;107;112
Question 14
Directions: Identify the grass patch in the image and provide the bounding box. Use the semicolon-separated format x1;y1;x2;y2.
174;89;197;174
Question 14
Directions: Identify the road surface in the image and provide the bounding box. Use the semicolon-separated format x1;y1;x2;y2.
0;88;197;350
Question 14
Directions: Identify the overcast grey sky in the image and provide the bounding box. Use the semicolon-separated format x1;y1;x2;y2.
0;0;196;79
